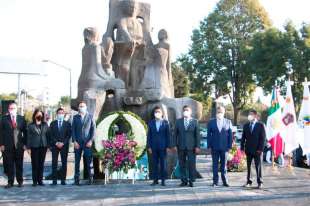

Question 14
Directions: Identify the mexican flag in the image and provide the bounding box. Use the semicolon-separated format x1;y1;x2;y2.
281;81;299;155
298;81;310;155
266;87;284;158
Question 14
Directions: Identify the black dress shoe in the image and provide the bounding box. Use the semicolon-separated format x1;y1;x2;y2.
189;182;194;187
257;183;263;189
61;181;66;185
179;182;188;187
73;180;80;186
4;184;13;189
32;183;37;187
88;178;93;185
151;181;158;186
223;183;230;187
38;182;45;186
211;183;218;187
17;183;24;187
243;182;252;188
50;181;57;186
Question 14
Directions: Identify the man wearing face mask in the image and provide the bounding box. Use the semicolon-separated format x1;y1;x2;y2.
173;105;201;187
147;106;171;186
49;108;71;185
0;102;27;188
72;101;95;185
241;109;266;189
207;106;232;187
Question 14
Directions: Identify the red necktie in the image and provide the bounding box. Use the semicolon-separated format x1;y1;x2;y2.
12;116;17;129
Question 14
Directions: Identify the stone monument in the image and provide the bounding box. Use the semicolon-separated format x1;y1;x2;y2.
72;0;203;177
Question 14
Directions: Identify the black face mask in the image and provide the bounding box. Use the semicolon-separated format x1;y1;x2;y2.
35;115;43;121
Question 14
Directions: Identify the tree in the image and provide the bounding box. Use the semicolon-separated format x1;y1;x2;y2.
178;0;271;124
171;63;190;98
58;96;70;106
250;21;310;109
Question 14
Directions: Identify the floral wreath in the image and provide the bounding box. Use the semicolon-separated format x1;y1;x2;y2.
95;111;147;160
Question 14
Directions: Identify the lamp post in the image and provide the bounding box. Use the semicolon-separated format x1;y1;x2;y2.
0;71;43;115
42;60;72;101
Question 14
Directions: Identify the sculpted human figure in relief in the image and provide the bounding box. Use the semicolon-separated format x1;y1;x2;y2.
78;27;109;94
114;0;144;89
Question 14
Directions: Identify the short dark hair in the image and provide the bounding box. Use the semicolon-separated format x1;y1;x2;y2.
183;105;191;110
151;106;163;119
32;109;45;123
153;106;162;112
8;102;17;108
78;101;86;106
56;107;64;113
249;109;257;115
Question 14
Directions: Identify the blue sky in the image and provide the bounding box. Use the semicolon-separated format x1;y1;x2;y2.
0;0;310;104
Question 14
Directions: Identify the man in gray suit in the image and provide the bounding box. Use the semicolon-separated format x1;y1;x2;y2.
207;106;232;187
173;105;201;187
72;101;96;185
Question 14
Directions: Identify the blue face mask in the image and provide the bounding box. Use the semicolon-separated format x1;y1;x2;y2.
57;114;65;121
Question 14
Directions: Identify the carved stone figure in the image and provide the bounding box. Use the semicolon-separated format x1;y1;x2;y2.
101;37;115;77
78;27;108;95
72;0;203;178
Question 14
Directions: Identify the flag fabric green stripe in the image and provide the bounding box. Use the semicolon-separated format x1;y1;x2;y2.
268;88;280;116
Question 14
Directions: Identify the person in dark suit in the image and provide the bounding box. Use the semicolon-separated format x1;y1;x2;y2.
27;109;50;186
147;106;171;186
173;105;201;187
72;101;95;185
241;109;266;189
207;106;232;187
49;108;71;185
0;102;27;188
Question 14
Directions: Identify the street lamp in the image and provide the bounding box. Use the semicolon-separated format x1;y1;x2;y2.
42;59;72;101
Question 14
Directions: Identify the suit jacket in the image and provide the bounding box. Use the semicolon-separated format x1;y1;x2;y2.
49;120;71;148
147;119;171;150
0;114;27;150
241;121;266;155
207;118;232;152
173;118;200;150
27;122;50;148
71;113;95;146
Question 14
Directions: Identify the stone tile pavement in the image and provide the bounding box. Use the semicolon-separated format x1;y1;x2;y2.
1;151;310;206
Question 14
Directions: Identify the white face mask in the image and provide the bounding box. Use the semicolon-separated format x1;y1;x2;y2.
9;108;17;116
183;110;191;118
57;114;65;121
248;115;255;122
154;112;162;119
217;113;224;120
79;106;87;114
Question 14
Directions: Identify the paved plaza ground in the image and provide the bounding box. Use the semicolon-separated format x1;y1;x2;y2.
1;152;310;206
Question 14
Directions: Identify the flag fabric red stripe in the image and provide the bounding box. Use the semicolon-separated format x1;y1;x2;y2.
268;133;284;158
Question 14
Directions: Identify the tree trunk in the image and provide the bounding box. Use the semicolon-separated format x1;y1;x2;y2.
233;106;239;125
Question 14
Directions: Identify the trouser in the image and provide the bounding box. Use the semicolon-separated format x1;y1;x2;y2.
3;147;24;184
51;146;69;182
246;153;263;184
178;149;196;183
74;146;93;180
211;150;228;184
152;149;167;182
31;147;47;184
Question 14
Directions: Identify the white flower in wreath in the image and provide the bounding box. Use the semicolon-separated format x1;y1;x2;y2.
123;113;147;157
95;113;119;151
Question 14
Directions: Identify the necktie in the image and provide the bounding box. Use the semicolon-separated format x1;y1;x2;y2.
58;121;62;129
11;116;18;148
184;118;189;130
12;116;17;129
250;122;254;133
